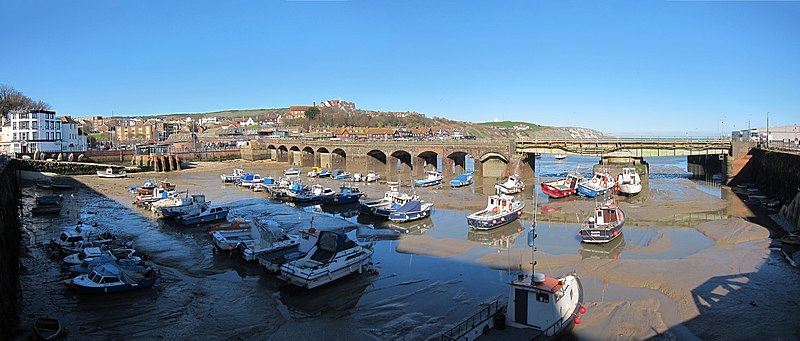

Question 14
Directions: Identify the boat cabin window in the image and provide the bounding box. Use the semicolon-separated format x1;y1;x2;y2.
536;292;550;303
59;233;69;242
101;277;116;284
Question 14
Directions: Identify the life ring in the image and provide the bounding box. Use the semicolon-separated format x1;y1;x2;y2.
592;178;598;184
492;220;497;224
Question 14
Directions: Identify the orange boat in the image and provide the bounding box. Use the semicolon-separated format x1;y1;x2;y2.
208;220;252;234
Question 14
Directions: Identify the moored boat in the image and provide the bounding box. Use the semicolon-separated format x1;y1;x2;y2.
578;200;625;243
616;167;642;196
414;170;443;187
449;172;474;188
220;168;245;182
284;167;301;176
554;153;567;160
352;172;364;182
34;317;62;340
331;169;350;180
365;170;379;182
495;174;525;194
212;223;301;261
235;173;262;187
388;200;433;223
175;206;229;226
358;186;418;218
467;194;525;230
321;185;365;205
69;264;158;294
577;172;616;198
541;168;585;199
96;167;126;178
277;231;374;289
152;194;209;217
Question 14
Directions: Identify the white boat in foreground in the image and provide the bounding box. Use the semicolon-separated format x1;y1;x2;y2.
277;231;374;289
211;223;300;261
97;168;126;178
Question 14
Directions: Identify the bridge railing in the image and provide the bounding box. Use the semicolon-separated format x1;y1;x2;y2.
516;136;729;143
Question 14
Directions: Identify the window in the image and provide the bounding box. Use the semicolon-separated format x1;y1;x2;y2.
12;133;17;140
32;121;38;129
56;132;61;140
536;292;550;303
12;122;16;130
33;132;38;140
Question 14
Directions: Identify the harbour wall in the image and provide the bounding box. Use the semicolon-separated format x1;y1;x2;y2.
14;159;125;175
0;159;22;338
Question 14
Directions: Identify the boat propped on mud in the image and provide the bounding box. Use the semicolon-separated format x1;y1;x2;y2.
467;194;525;230
449;172;474;188
97;167;126;178
414;170;443;187
388;200;433;223
577;172;616;197
175;206;229;226
320;185;365;205
69;264;158;294
541;167;585;199
616;167;642;196
578;201;625;243
495;174;525;195
220;168;245;182
358;186;418;217
278;231;374;289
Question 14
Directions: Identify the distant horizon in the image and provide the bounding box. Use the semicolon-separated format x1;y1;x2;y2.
2;1;797;135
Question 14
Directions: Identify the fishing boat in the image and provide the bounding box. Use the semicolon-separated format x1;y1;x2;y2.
365;170;380;182
317;169;331;178
235;173;263;188
414;170;443;187
36;195;63;206
69;264;158;294
444;175;585;341
616;167;642;196
220;168;245;182
133;186;175;207
284;168;301;176
578;200;625;244
96;167;126;178
277;231;374;289
321;185;365;205
449;172;474;188
352;172;364;182
34;317;62;340
358;186;418;217
287;184;335;203
577;172;616;197
495;174;525;195
388;200;433;223
554;153;567;160
152;194;209;218
541;167;585;199
331;169;350;180
212;224;300;261
307;167;323;177
468;194;525;230
175;206;229;226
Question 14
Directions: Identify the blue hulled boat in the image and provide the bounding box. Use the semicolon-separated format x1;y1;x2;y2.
388;200;433;223
175;206;229;226
414;170;443;187
321;185;365;205
449;173;474;188
358;186;418;217
577;172;616;198
578;201;625;244
331;169;350;180
69;264;158;294
467;194;525;230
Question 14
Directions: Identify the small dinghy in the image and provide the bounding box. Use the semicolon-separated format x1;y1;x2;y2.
320;185;365;205
278;231;374;289
69;264;158;294
467;194;525;230
495;174;525;195
449;173;473;188
578;200;625;244
389;200;433;223
414;170;443;187
34;317;62;340
96;167;126;178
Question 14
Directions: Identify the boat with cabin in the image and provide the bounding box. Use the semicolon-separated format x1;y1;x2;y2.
578;200;625;243
495;174;525;195
541;167;585;199
414;170;443;187
352;172;364;182
287;184;335;203
449;172;474;188
577;172;616;197
235;173;263;188
69;264;158;294
277;231;374;289
97;168;126;178
175;206;230;226
331;169;350;180
388;200;433;223
151;194;209;217
134;186;175;207
365;170;380;182
616;167;642;196
467;194;525;230
211;223;300;261
321;185;365;205
220;168;245;182
358;186;418;218
284;167;301;176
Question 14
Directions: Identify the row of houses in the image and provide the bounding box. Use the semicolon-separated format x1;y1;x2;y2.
256;126;466;140
0;110;88;154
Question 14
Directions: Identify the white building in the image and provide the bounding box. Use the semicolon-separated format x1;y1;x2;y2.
200;116;218;125
0;110;87;154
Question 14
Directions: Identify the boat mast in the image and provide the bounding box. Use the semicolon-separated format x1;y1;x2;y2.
528;165;538;277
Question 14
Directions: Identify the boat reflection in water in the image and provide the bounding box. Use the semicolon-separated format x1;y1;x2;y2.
467;220;525;250
578;233;626;260
313;203;360;219
386;217;435;235
278;273;373;318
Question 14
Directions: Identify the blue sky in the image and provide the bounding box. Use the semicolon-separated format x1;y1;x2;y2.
2;0;798;136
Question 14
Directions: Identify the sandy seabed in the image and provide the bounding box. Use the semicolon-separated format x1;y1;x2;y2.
35;159;800;340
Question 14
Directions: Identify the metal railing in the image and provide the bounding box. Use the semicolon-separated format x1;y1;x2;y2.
765;141;800;154
440;299;503;341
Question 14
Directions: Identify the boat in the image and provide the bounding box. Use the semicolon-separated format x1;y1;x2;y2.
63;246;141;266
541;167;585;199
96;167;126;178
495;174;525;195
284;168;301;176
209;220;253;233
287;184;335;203
443;173;585;341
235;173;262;187
365;170;380;182
554;153;567;160
277;231;374;289
414;170;443;187
317;169;331;178
307;167;323;177
51;183;73;190
331;169;350;180
449;172;474;188
616;167;642;195
358;186;418;218
134;187;175;207
467;194;525;230
220;168;245;182
175;206;230;226
36;195;63;206
34;317;62;340
51;226;116;253
32;205;62;215
69;264;158;294
67;250;144;274
211;224;301;261
352;172;364;182
577;172;616;197
152;194;209;218
320;185;365;205
578;200;625;243
781;234;800;246
388;200;433;223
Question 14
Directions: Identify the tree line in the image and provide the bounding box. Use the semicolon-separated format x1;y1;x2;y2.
0;84;51;122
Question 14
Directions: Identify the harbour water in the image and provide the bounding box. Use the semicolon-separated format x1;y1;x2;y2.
15;155;793;340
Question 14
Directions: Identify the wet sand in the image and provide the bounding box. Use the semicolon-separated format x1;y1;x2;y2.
15;158;800;340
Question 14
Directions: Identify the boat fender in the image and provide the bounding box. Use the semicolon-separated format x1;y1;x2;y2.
592;178;598;184
492;220;497;224
517;211;522;216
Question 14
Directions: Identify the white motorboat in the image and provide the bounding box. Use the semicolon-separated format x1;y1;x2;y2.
352;172;364;182
467;194;525;230
554;153;567;160
150;194;208;216
616;167;642;195
358;186;418;217
495;174;525;194
284;168;301;176
96;168;126;178
277;231;374;289
220;168;245;182
365;170;380;182
413;170;443;187
211;223;301;261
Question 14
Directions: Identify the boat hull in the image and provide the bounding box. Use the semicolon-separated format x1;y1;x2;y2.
577;184;613;197
449;179;473;187
414;179;442;187
541;183;576;199
618;184;642;195
70;277;156;294
321;194;363;205
278;249;373;289
468;209;523;230
389;208;431;222
579;222;624;243
176;210;229;226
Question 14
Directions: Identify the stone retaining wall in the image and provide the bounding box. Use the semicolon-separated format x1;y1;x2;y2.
0;160;22;338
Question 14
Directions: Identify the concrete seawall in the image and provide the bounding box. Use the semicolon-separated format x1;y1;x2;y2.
0;160;22;339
